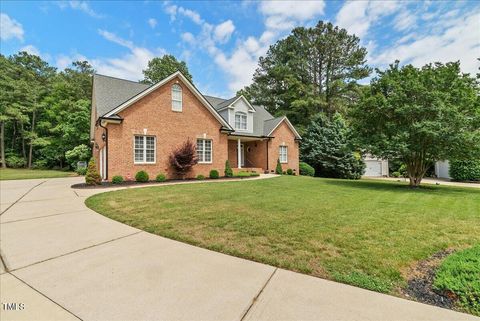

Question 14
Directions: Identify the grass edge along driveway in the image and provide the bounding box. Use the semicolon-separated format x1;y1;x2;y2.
86;176;480;311
0;168;77;180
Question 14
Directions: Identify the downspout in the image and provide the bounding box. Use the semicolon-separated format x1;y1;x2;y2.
266;139;269;172
99;120;108;181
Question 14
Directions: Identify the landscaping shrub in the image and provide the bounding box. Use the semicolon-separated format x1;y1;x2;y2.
236;171;250;178
449;160;480;181
65;144;90;169
112;175;124;184
169;139;198;179
75;167;87;176
85;158;101;185
32;159;48;169
301;113;365;179
299;162;315;176
6;155;26;168
250;172;260;177
224;160;233;177
135;170;149;182
434;245;480;316
156;173;166;182
287;168;293;175
196;174;205;180
275;159;283;174
391;171;400;178
209;169;219;179
398;164;408;177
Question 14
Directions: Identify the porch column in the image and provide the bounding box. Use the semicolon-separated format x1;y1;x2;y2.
237;138;242;169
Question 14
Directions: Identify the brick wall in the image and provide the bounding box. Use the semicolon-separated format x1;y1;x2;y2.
267;122;300;174
93;76;229;180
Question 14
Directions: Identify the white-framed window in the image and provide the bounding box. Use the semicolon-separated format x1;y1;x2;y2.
196;139;212;163
234;112;247;130
172;84;182;111
279;145;288;163
134;135;156;164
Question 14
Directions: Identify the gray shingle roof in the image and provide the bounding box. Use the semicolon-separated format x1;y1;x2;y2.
93;74;150;117
92;74;296;138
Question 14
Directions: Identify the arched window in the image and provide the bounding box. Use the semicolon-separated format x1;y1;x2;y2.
172;84;182;111
234;112;247;130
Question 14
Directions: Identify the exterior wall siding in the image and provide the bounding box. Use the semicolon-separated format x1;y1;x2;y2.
93;76;228;180
267;122;300;174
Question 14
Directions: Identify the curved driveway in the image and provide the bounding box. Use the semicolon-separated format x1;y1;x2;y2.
1;177;478;321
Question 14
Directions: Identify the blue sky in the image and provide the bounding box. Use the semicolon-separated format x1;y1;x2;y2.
1;1;479;98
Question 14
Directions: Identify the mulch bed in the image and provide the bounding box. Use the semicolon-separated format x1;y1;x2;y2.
401;249;456;309
71;176;257;189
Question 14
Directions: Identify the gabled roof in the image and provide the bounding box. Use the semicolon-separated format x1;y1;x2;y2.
93;74;150;118
94;71;232;130
264;116;302;139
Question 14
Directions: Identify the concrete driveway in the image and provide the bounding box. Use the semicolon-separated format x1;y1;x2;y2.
1;177;478;321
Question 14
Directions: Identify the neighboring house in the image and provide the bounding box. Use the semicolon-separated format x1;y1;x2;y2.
435;160;450;179
90;71;301;180
363;155;389;177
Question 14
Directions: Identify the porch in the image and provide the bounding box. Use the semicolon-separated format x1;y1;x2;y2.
227;136;269;172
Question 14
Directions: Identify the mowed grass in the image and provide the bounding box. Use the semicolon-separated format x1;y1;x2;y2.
86;176;480;294
0;168;77;180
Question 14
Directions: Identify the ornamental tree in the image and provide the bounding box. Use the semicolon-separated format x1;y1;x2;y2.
169;139;198;179
301;113;365;179
351;61;480;187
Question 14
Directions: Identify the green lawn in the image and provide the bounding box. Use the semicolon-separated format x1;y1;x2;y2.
0;168;77;180
86;176;480;296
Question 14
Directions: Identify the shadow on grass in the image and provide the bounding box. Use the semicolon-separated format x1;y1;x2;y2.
319;177;478;195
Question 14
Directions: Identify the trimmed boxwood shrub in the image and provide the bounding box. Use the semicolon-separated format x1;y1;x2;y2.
135;170;149;182
209;169;219;179
449;160;480;181
196;174;205;180
236;171;250;178
112;175;124;184
250;172;260;177
224;160;233;177
299;162;315;177
286;168;293;175
156;173;166;182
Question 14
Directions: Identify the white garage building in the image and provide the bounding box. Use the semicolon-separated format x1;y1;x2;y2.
363;155;389;177
435;160;451;179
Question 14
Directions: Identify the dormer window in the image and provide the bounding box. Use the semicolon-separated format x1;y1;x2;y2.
234;112;247;130
172;84;182;112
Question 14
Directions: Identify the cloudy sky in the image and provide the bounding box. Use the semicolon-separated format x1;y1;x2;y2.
1;1;479;98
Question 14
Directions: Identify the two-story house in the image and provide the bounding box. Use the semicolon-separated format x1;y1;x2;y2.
90;71;301;180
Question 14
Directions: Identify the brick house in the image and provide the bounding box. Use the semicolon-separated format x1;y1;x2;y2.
90;71;301;180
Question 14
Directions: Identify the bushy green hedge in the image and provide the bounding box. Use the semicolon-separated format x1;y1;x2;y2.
449;160;480;181
209;169;219;179
275;159;283;174
286;168;293;175
156;173;166;182
135;170;149;182
434;245;480;316
75;167;87;176
6;155;26;168
196;174;205;180
299;162;315;176
112;175;124;184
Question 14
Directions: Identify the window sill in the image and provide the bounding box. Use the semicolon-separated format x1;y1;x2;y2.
198;161;213;164
172;109;183;113
134;162;157;165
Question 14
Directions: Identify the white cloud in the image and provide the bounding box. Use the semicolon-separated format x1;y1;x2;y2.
181;32;195;45
147;18;157;29
259;1;325;25
55;53;87;70
58;1;103;18
0;13;24;41
371;10;480;76
19;45;40;56
335;0;399;38
93;29;166;80
98;29;134;50
393;9;416;31
213;20;235;43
